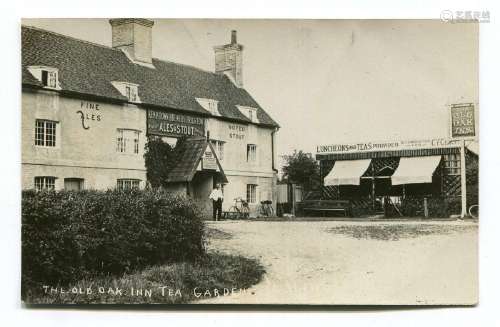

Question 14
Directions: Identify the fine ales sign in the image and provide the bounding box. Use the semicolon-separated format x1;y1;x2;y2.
450;103;475;138
76;101;102;130
147;109;205;137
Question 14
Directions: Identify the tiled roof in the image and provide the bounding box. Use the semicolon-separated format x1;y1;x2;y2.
21;26;279;127
166;137;228;183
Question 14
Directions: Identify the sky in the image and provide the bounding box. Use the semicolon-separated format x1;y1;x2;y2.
23;19;478;163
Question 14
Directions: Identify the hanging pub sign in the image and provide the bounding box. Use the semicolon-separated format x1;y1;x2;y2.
147;109;205;137
450;103;475;138
202;146;218;171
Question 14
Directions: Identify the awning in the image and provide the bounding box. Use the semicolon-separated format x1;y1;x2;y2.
324;159;371;186
391;156;441;185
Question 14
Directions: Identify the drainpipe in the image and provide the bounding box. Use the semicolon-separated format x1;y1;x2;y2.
271;128;279;173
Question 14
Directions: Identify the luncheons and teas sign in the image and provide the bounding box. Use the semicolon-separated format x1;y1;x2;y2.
451;103;475;138
316;138;467;155
147;109;205;137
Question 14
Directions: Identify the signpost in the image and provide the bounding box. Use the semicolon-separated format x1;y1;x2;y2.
450;103;476;218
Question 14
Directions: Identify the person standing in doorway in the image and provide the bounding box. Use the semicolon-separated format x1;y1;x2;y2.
209;184;224;221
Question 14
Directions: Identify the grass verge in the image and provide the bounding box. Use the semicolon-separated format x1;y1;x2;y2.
23;252;265;304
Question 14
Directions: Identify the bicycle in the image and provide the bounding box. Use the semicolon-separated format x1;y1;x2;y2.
468;204;479;219
225;197;250;219
258;200;274;218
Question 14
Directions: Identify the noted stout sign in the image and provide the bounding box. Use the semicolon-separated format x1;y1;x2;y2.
451;104;475;138
228;124;246;140
147;109;205;137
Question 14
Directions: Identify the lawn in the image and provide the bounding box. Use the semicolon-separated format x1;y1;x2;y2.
23;252;265;304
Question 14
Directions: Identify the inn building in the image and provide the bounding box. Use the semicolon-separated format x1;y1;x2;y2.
22;19;279;216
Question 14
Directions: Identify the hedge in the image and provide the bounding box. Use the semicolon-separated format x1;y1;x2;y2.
21;189;205;294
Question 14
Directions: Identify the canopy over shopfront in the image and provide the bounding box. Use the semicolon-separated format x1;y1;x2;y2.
324;159;371;186
391;155;442;185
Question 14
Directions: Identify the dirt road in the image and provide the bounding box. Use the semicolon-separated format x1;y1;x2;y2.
200;220;477;305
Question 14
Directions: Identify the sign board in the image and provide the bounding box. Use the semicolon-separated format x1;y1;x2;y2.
202;147;218;171
147;109;205;138
450;104;475;138
228;123;246;140
316;138;467;155
76;101;102;130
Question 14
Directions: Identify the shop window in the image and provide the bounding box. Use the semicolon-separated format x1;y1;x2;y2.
34;176;56;191
64;178;84;191
210;140;225;161
444;154;461;175
117;179;141;190
117;129;140;154
35;119;57;147
246;184;257;204
247;144;257;162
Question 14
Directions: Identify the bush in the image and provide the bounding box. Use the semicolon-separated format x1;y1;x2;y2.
22;189;205;295
400;196;461;217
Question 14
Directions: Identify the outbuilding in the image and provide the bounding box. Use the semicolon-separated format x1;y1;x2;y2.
315;137;479;218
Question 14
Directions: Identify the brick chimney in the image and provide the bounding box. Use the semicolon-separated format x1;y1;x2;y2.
109;18;154;65
214;30;244;88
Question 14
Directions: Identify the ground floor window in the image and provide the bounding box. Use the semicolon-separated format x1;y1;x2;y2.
64;178;84;191
246;184;257;204
34;176;56;191
117;179;140;190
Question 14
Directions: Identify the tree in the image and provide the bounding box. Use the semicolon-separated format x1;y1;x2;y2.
281;150;320;191
143;136;174;189
144;136;189;189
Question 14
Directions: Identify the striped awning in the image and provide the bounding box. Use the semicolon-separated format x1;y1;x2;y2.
391;156;442;185
324;159;371;186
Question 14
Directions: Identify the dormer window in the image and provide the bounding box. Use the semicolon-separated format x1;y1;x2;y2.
196;98;220;116
237;105;259;123
111;81;141;103
27;66;61;90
